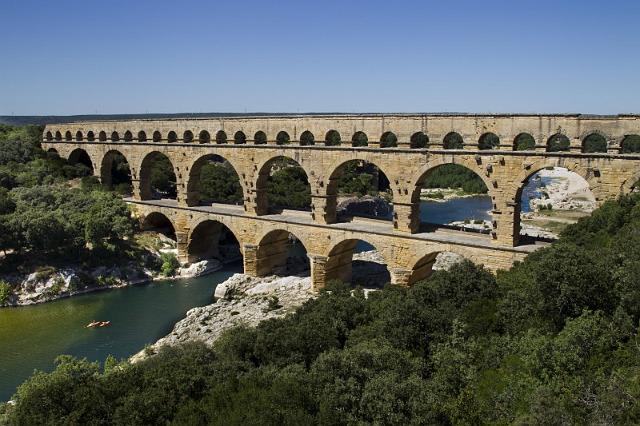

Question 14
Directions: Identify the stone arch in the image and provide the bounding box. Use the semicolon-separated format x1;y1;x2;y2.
325;159;393;223
413;161;493;231
123;130;133;142
546;133;570;152
153;131;162;142
111;131;120;142
412;159;494;204
621;135;640;154
100;150;132;194
511;163;599;245
99;131;107;142
75;131;83;142
254;131;267;145
186;154;243;207
410;132;428;148
406;246;474;285
199;130;210;144
513;133;536;151
478;132;500;150
380;131;398;148
582;133;607;153
255;155;312;214
45;131;53;141
65;131;72;141
167;131;178;143
68;148;94;174
300;130;315;146
55;131;62;141
234;131;247;145
138;131;147;142
352;131;368;147
87;131;95;142
443;132;463;149
325;130;341;146
254;229;310;277
139;151;178;200
140;211;177;241
323;238;391;287
186;219;242;263
216;130;228;144
183;130;194;143
276;131;290;145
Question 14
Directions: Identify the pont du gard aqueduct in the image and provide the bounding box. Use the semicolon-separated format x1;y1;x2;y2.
42;113;640;289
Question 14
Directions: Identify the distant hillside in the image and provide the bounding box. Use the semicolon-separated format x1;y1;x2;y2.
0;113;314;126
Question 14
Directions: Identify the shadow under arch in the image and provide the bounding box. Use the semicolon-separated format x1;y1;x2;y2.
139;151;177;200
255;229;310;277
187;219;242;264
68;148;94;174
407;249;471;285
100;150;132;195
324;238;391;288
325;159;393;223
141;211;177;241
186;154;243;207
255;156;311;214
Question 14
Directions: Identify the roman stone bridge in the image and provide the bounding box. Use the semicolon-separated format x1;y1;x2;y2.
42;113;640;288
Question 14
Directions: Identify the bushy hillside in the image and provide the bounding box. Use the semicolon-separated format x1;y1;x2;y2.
3;193;640;424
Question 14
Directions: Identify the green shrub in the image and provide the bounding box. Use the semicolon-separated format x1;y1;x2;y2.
160;253;180;276
0;280;12;304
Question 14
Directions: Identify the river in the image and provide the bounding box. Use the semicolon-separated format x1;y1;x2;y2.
0;265;241;401
0;191;544;401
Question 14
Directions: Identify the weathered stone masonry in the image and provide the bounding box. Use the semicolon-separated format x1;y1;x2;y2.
43;114;640;288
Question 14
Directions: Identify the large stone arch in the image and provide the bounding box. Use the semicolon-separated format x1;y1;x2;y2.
140;211;177;241
508;160;603;245
405;244;479;285
253;229;310;277
68;148;95;174
186;153;245;207
322;237;393;286
186;218;243;263
100;150;133;191
138;151;179;201
324;158;395;223
254;155;313;215
411;157;495;204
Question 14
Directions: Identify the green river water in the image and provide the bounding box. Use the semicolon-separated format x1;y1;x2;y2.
0;264;241;401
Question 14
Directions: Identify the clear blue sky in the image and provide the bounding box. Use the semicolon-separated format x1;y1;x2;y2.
1;0;638;115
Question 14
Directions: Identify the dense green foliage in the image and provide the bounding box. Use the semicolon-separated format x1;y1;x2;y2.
582;134;607;153
514;133;536;150
422;163;488;194
266;160;311;210
478;132;499;150
199;161;243;204
149;154;177;199
621;134;640;153
5;194;640;424
547;134;570;152
443;132;464;149
335;161;389;197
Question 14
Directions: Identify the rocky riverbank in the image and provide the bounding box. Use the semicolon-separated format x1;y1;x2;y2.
131;273;316;362
132;248;466;362
0;231;227;308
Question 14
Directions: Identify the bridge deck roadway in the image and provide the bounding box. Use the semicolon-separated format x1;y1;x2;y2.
127;198;546;255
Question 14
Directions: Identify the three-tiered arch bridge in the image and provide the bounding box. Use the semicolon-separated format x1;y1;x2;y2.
42;113;640;289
